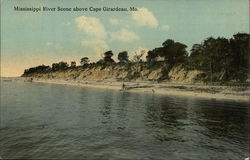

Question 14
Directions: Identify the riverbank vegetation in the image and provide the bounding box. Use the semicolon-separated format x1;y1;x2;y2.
22;33;249;84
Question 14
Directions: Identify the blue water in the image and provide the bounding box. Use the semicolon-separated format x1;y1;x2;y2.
0;80;249;160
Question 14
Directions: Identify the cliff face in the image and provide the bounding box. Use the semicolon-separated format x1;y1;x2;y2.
24;64;207;83
168;65;207;83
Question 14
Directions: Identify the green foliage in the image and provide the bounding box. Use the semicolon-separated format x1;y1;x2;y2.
70;61;76;67
160;39;188;65
103;50;115;63
118;51;129;63
229;33;249;82
80;57;90;66
22;65;51;76
146;39;188;66
52;61;69;71
189;33;249;82
22;33;249;83
146;50;158;63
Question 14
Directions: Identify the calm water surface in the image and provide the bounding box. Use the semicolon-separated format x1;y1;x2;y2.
0;80;249;160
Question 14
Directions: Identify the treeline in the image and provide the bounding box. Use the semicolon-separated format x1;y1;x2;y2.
22;33;249;82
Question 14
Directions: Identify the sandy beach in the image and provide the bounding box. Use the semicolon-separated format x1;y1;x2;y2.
10;77;249;102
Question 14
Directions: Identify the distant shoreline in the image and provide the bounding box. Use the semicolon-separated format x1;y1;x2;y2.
8;77;249;102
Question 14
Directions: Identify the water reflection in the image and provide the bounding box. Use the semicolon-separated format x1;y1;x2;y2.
195;100;250;152
144;95;189;142
1;81;249;159
100;91;114;125
142;95;250;158
115;92;131;130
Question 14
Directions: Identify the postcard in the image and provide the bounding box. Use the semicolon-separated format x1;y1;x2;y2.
1;0;249;159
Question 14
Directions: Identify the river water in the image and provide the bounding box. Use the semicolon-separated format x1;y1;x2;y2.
0;80;249;160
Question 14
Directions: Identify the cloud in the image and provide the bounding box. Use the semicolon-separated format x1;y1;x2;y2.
111;29;140;42
109;18;119;26
81;39;109;55
160;25;170;31
131;8;158;28
75;16;107;39
75;16;111;58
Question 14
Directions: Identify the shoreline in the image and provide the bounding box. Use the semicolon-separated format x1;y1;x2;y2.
11;77;249;102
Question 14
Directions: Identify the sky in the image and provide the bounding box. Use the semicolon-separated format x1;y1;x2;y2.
1;0;249;77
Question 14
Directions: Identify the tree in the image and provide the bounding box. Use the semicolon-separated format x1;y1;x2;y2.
229;33;250;82
80;57;89;66
188;35;249;82
189;44;204;69
160;39;188;65
103;50;115;63
118;51;129;63
22;64;51;76
146;39;188;66
146;50;159;63
52;61;68;70
202;37;228;82
70;61;76;67
132;49;146;63
131;50;146;75
52;63;59;70
132;53;143;63
58;61;69;68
